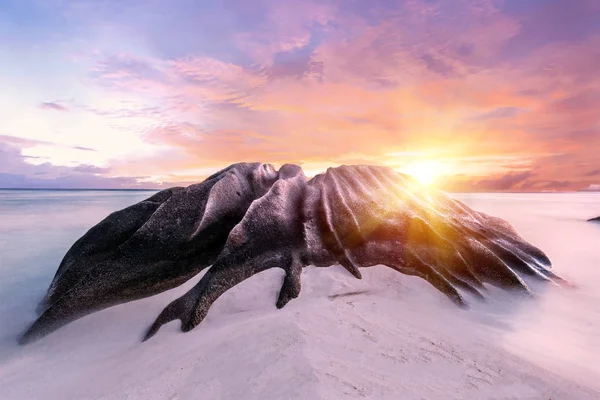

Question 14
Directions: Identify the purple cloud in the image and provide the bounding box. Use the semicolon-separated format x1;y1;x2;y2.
585;169;600;177
40;102;68;111
72;164;111;174
471;107;525;120
0;143;154;189
447;171;534;192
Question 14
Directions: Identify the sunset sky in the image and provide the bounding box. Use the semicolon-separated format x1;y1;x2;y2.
1;0;599;191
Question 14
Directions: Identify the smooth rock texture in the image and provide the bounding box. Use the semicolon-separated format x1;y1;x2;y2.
20;163;563;344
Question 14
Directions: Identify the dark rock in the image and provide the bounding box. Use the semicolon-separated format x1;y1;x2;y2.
19;163;564;345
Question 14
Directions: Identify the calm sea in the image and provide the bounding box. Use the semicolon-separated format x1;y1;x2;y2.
0;190;158;348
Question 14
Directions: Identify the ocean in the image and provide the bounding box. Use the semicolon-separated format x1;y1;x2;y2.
1;190;599;399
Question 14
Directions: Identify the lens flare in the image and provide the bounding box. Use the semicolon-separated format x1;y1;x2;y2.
401;160;442;186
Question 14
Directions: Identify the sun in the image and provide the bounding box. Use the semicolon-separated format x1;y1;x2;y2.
400;160;442;186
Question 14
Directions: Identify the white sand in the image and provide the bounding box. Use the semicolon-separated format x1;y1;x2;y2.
0;265;597;400
1;193;599;399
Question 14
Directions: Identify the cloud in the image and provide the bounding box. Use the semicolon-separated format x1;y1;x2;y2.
501;0;600;57
420;54;456;77
92;54;169;88
73;146;97;152
85;4;597;189
585;169;600;177
72;164;111;174
2;0;599;190
0;142;155;189
0;135;53;148
471;107;525;120
233;0;335;67
580;184;600;192
467;171;534;192
40;102;68;111
440;171;581;192
0;135;97;152
0;172;143;189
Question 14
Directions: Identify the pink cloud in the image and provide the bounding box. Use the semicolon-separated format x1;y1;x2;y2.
59;0;600;191
234;0;335;67
0;135;95;152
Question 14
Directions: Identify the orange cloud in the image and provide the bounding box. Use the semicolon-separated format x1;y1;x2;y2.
13;0;595;191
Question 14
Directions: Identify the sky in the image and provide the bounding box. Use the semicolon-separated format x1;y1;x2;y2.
0;0;599;191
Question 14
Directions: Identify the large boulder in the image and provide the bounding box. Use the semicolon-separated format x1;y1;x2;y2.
19;163;564;345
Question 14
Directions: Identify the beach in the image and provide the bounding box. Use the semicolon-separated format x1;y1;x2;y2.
1;190;599;399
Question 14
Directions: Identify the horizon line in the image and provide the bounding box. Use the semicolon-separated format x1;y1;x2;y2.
2;188;599;194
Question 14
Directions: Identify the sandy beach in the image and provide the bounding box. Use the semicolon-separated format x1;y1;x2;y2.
1;191;599;399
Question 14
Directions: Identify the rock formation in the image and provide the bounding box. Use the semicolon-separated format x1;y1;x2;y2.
19;163;564;344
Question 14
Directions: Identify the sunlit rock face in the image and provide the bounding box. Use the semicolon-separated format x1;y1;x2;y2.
19;163;563;345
